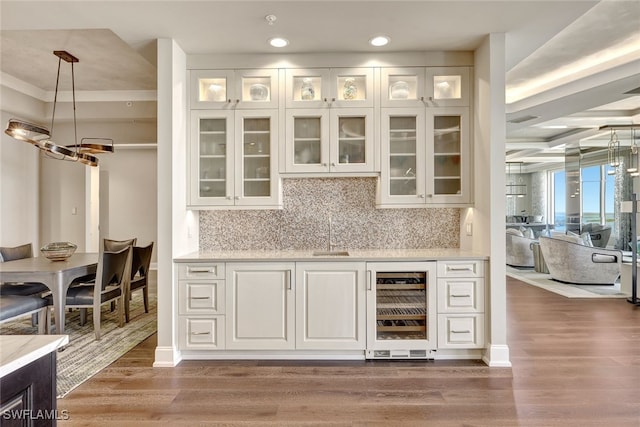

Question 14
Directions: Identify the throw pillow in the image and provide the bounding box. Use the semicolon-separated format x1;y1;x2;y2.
552;233;584;245
506;228;524;237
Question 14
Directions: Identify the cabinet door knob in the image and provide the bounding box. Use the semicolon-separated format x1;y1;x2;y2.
234;196;240;200
235;99;240;103
331;162;336;167
419;194;425;199
227;99;232;103
332;97;336;102
226;196;232;200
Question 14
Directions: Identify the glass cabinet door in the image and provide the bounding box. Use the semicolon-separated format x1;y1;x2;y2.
330;68;374;108
331;108;375;172
189;110;234;206
235;111;280;206
235;69;279;109
190;70;235;109
426;107;470;204
381;67;425;108
285;68;331;108
380;108;426;205
285;109;330;173
425;67;470;107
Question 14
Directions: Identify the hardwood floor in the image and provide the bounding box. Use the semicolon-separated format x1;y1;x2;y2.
57;276;640;426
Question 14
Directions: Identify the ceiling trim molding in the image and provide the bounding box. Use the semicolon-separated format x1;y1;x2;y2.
1;72;47;100
1;72;156;102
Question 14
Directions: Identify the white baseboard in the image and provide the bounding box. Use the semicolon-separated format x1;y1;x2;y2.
153;346;181;367
482;343;512;367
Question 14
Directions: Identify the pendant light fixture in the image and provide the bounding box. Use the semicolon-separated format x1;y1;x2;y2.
4;50;113;167
506;161;527;198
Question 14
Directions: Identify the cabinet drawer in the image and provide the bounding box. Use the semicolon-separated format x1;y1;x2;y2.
437;278;484;313
437;314;484;349
179;316;225;350
437;260;484;278
179;263;225;280
179;280;225;315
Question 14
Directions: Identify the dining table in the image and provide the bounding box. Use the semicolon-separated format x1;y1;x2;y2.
0;253;98;334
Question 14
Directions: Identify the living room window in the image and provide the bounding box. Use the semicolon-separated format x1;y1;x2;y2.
552;170;566;231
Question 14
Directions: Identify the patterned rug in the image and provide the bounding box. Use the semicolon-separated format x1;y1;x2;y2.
506;266;629;298
0;292;157;397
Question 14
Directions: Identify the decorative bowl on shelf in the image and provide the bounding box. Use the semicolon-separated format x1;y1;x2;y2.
249;84;269;101
41;242;77;261
390;81;410;99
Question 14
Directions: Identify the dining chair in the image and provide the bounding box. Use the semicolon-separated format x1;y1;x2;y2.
61;247;131;340
103;238;136;321
0;294;51;334
0;243;50;297
127;242;154;321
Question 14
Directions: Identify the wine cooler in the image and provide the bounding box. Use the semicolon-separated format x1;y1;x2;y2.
366;262;437;359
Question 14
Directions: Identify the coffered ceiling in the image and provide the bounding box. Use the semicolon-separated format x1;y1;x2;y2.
1;0;639;169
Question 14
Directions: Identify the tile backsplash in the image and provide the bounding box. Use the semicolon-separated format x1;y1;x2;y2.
200;178;460;250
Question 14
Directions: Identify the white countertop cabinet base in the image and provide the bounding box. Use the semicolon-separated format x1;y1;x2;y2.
225;263;295;350
295;262;366;350
175;255;487;360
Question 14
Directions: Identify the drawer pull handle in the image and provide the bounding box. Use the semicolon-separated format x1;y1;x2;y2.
451;330;471;334
447;266;473;272
191;296;211;300
192;331;211;336
451;294;471;298
189;268;215;274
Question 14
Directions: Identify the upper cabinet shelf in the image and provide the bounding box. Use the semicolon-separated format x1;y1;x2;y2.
381;67;471;108
191;69;280;110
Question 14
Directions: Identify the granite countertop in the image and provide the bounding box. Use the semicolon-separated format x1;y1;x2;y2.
175;248;488;263
0;335;69;378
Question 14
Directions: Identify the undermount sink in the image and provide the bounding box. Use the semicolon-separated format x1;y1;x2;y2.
312;251;350;256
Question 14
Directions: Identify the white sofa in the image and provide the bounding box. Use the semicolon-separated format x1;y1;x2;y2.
538;236;621;285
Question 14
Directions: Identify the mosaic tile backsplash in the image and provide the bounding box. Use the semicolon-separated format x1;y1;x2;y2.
200;178;460;250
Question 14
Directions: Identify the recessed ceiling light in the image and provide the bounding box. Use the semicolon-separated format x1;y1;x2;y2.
268;37;289;48
369;35;390;47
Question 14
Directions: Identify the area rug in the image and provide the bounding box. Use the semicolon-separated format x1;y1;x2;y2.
0;293;157;397
506;266;629;298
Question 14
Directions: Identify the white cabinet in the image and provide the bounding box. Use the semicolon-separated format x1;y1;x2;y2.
177;263;226;351
285;68;374;108
284;108;375;173
379;106;471;206
189;109;281;208
381;67;470;107
436;260;485;349
225;263;295;350
190;69;279;109
295;262;366;350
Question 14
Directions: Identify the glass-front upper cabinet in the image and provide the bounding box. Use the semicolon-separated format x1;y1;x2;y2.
190;69;279;109
380;67;426;108
380;108;426;205
380;107;470;207
425;107;470;204
285;68;373;108
235;111;280;207
285;108;374;173
189;110;280;208
381;67;470;108
285;68;331;108
425;67;470;107
189;110;235;206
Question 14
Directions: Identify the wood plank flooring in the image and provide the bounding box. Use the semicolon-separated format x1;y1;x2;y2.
57;276;640;426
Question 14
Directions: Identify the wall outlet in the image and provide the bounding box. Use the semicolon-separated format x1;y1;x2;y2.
466;222;473;236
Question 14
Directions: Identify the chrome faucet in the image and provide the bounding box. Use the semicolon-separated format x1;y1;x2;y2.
328;215;336;252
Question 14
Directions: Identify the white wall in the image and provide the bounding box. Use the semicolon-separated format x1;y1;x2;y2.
97;146;158;261
0;111;40;249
